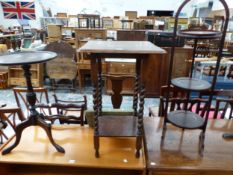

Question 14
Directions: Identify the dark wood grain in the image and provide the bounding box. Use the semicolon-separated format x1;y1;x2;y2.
144;117;233;175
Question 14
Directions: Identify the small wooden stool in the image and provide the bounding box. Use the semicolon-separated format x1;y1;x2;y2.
0;72;8;89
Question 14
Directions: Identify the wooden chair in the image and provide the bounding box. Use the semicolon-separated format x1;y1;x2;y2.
13;87;52;119
53;94;87;125
149;85;186;117
0;107;25;144
209;89;233;119
161;93;209;155
75;28;107;90
37;95;87;125
44;41;78;90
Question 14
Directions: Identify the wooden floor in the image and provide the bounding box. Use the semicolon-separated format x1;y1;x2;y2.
0;125;145;175
144;117;233;175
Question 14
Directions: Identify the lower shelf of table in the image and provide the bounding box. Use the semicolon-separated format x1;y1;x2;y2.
97;115;138;137
167;110;205;129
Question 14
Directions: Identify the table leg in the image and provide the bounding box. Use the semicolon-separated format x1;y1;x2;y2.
91;58;100;158
136;84;145;158
2;64;65;155
2;114;65;155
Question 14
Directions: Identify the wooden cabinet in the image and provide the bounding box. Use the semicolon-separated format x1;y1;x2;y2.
143;46;192;97
117;30;146;41
105;60;136;95
8;64;44;87
75;28;107;48
164;46;193;78
105;47;192;97
75;29;107;90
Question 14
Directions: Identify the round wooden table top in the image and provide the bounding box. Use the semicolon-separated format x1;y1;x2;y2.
0;51;57;66
167;110;205;129
178;30;222;39
171;77;211;91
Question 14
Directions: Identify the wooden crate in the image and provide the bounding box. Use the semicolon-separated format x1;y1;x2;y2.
0;44;7;53
56;13;67;17
47;25;62;38
0;72;8;89
8;64;43;87
125;11;137;19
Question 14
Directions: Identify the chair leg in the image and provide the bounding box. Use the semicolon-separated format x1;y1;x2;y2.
50;79;56;90
78;69;82;92
136;135;142;158
161;121;167;140
199;131;205;156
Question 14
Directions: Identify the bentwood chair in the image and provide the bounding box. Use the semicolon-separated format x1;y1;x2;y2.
0;107;25;144
149;85;186;117
13;87;52;119
44;41;78;90
209;89;233;119
37;94;87;125
52;94;87;125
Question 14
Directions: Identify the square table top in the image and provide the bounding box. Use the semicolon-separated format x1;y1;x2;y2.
77;40;166;54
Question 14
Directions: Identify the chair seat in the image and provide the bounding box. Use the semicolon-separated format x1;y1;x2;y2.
149;104;222;119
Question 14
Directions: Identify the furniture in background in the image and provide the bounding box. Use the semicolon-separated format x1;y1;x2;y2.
44;41;77;90
194;59;233;79
0;44;9;89
163;47;193;78
0;51;65;155
75;28;107;90
14;86;87;125
0;107;25;144
117;29;145;41
0;72;8;89
47;24;62;42
77;14;101;28
102;17;114;29
80;41;191;97
8;63;44;87
142;46;192;97
120;20;134;29
149;85;186;117
105;59;136;95
125;11;138;20
213;91;233;120
13;87;51;119
61;26;75;45
52;94;87;125
78;40;166;158
104;30;146;95
0;33;22;50
40;16;70;43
